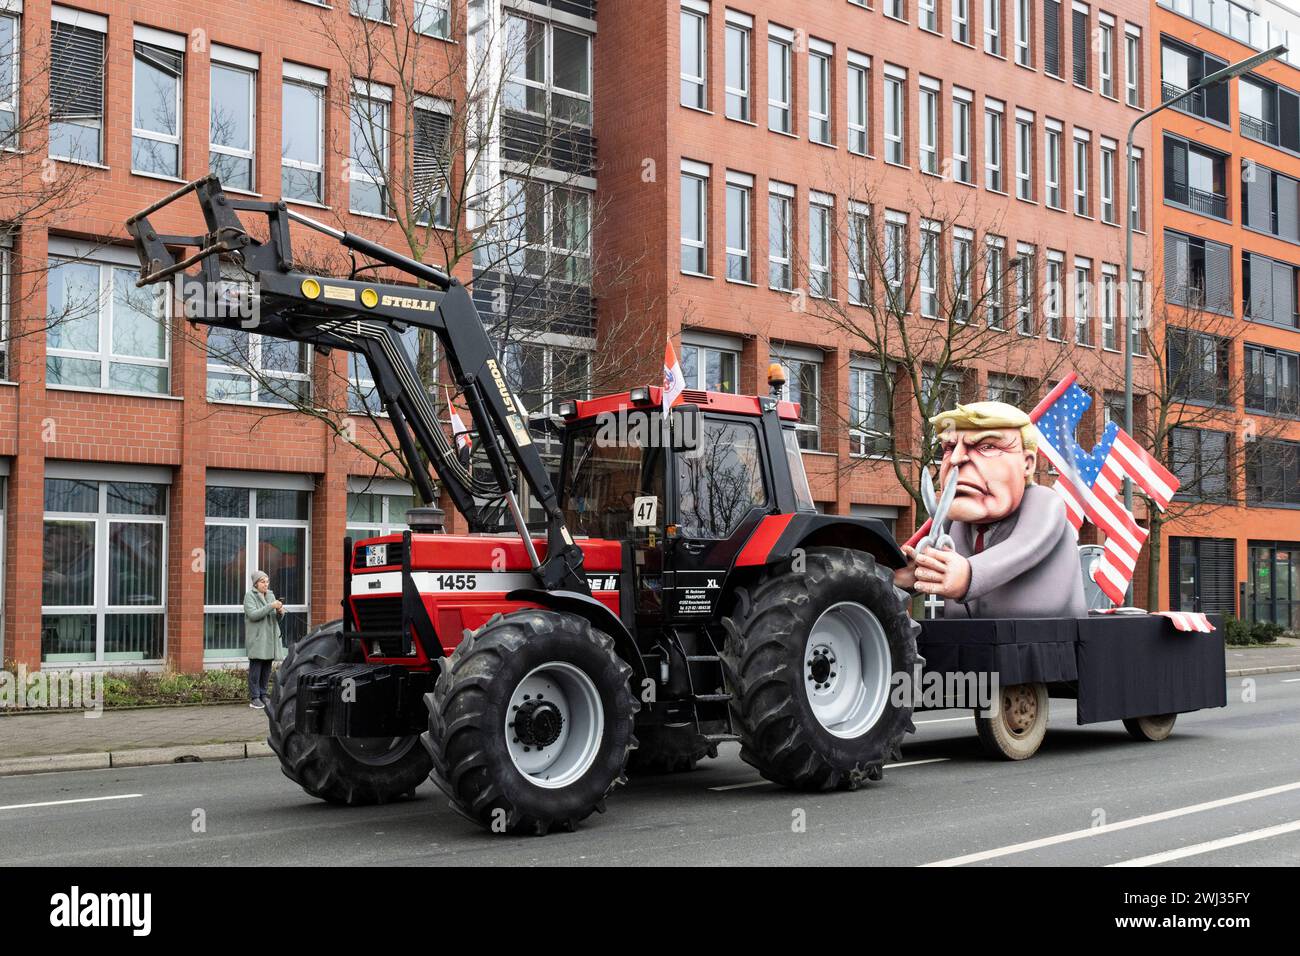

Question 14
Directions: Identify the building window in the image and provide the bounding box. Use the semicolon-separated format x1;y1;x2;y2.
1165;231;1233;316
1015;0;1032;67
774;350;821;450
986;238;1006;328
204;486;310;659
1161;40;1229;125
1239;77;1278;145
681;340;740;393
1100;142;1116;223
210;59;257;192
132;40;183;178
1044;0;1062;77
1045;254;1064;339
850;364;892;456
953;0;970;44
0;243;9;380
503;339;591;426
0;12;18;145
50;19;105;164
768;31;792;133
1247;442;1300;508
920;0;938;32
350;0;389;20
347;488;415;540
769;184;794;290
1073;133;1089;216
1125;27;1141;107
42;478;168;664
884;70;905;165
1071;5;1089;87
680;3;708;110
953;94;972;183
1101;266;1118;350
1167;327;1231;405
1243;251;1299;330
887;0;908;21
952;231;973;322
1016;113;1034;200
46;258;170;394
413;100;453;228
414;0;452;38
985;0;1002;55
1015;247;1036;334
1164;136;1228;220
923;365;964;415
1242;164;1300;243
1130;270;1145;355
504;14;592;125
726;174;752;283
988;372;1028;405
886;212;908;312
350;86;390;216
349;327;423;413
208;329;311;406
1244;344;1299;417
920;221;940;318
1170;428;1231;501
1128;150;1143;230
985;103;1004;192
681;164;709;275
1247;540;1300;628
919;82;939;174
809;44;832;145
1073;260;1092;345
1045;124;1062;208
848;56;870;155
849;206;871;306
1170;537;1237;615
1098;18;1114;97
500;177;592;282
282;71;325;205
725;13;751;121
809;195;832;298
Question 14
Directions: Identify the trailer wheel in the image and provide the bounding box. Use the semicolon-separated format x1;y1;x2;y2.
1123;713;1177;741
975;682;1049;760
626;724;716;774
721;547;919;791
423;610;638;835
266;620;432;805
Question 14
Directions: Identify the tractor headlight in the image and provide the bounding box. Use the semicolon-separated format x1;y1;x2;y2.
630;386;651;404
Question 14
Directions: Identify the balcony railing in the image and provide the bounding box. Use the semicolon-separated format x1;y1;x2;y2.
1166;182;1228;219
1163;81;1206;117
1240;113;1278;145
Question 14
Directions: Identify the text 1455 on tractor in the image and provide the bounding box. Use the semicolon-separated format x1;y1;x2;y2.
126;177;919;834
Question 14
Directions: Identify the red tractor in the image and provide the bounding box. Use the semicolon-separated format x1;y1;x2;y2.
128;178;919;834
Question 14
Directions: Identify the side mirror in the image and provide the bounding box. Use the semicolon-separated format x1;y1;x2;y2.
669;405;701;451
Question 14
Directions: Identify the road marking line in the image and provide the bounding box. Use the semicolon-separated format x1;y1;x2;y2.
1283;679;1300;684
915;716;973;725
1108;820;1300;867
921;780;1300;866
708;758;950;791
0;793;143;812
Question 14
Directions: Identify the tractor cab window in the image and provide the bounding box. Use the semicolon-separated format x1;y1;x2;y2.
783;427;816;512
561;412;665;539
676;418;768;538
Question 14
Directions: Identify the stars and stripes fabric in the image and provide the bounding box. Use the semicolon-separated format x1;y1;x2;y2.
662;337;686;415
1032;380;1180;606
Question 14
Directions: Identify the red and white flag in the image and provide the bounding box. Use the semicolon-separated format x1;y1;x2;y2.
447;396;473;464
662;336;685;415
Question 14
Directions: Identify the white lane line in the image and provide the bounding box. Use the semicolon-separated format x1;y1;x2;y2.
709;758;950;791
1282;679;1300;684
921;780;1300;866
1108;819;1300;867
0;793;143;812
915;716;973;725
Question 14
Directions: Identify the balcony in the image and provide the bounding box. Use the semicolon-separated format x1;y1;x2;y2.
503;112;597;178
1166;182;1228;219
1162;80;1230;125
1241;113;1278;145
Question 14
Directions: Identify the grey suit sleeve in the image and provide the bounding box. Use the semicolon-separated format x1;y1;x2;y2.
961;490;1069;602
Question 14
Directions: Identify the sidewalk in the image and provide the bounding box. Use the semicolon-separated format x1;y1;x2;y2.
0;645;1295;776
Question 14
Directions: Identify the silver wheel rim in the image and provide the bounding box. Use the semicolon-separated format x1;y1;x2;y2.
804;601;892;739
505;662;604;789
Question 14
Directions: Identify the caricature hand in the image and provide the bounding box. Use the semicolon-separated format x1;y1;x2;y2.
913;547;972;601
893;545;920;590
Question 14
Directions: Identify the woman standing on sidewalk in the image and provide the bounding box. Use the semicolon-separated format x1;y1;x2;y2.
244;571;285;710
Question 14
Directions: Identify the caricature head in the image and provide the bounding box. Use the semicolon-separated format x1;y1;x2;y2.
930;401;1038;525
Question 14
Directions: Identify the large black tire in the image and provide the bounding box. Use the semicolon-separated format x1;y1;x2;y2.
423;609;639;835
720;547;919;791
267;620;432;805
626;723;716;774
1123;713;1177;741
974;682;1049;760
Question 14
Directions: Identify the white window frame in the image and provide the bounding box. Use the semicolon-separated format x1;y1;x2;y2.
884;66;906;165
1100;138;1117;224
919;77;939;174
350;81;392;217
1015;0;1032;67
725;170;753;283
985;0;1002;56
986;235;1006;328
1045;121;1063;208
1073;129;1090;216
209;49;258;193
920;218;940;319
809;191;833;299
1074;257;1093;345
920;0;938;32
953;89;972;183
724;10;752;122
680;2;708;111
1015;109;1034;200
1098;14;1115;98
885;210;909;312
985;99;1004;192
847;53;870;156
414;0;452;39
1125;25;1141;107
49;6;107;165
0;239;9;381
131;30;185;180
848;201;871;306
808;40;832;145
768;27;793;133
1046;251;1065;339
1101;263;1119;350
0;10;19;146
350;0;390;22
346;480;416;539
768;181;794;291
1128;145;1143;231
886;0;908;22
1015;242;1036;335
207;330;312;407
681;159;710;276
281;63;326;206
773;344;822;451
681;332;742;393
953;0;970;44
849;362;893;457
952;228;973;322
504;13;593;127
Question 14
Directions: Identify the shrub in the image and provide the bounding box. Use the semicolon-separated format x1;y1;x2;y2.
1224;617;1253;647
1250;621;1284;645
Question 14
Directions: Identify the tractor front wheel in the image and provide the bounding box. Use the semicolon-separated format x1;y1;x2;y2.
423;609;638;835
266;620;432;805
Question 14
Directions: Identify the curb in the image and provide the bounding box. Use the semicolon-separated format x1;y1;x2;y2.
0;740;272;777
1225;665;1300;677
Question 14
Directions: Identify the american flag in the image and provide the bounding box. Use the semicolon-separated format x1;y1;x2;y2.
1032;377;1180;605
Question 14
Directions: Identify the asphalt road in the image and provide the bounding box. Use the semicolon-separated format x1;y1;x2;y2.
1;673;1297;867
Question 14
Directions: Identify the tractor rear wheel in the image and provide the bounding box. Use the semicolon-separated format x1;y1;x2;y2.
974;682;1049;760
1123;713;1177;741
626;723;716;774
721;547;919;791
423;609;638;835
267;620;432;805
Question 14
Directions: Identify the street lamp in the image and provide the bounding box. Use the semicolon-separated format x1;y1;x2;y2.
1120;43;1286;603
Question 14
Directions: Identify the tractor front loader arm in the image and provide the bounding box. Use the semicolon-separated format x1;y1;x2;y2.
126;174;589;595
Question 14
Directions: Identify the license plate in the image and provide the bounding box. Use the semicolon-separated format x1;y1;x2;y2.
364;544;388;567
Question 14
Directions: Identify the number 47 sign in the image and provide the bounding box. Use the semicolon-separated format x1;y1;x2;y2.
633;496;658;528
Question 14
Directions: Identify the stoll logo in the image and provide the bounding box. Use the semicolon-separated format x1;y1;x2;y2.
49;886;151;937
